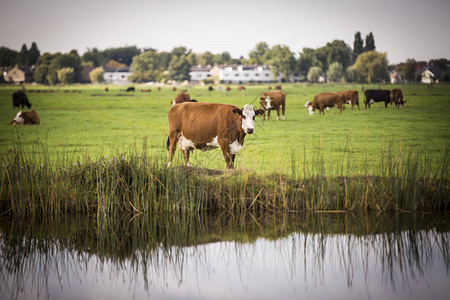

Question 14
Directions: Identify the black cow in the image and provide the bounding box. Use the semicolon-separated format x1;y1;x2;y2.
126;87;135;92
12;91;32;109
364;89;391;108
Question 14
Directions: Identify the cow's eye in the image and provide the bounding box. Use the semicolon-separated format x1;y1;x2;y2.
252;116;255;120
242;115;246;119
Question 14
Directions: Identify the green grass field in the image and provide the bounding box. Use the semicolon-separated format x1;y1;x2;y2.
1;83;448;174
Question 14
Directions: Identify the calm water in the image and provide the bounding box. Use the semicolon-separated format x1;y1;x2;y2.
0;213;448;300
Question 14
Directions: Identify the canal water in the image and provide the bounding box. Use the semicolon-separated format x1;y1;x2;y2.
0;212;448;300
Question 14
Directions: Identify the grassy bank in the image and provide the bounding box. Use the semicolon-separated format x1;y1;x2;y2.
1;83;449;174
1;132;447;217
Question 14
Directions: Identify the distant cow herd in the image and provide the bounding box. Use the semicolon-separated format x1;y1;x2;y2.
9;85;407;169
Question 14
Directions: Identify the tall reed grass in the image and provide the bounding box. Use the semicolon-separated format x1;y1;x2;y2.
1;130;448;217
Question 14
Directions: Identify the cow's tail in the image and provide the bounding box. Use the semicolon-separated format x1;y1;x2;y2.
166;137;170;151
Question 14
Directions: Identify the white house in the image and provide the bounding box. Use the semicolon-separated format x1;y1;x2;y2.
218;65;273;83
420;66;442;84
103;67;132;84
189;65;213;82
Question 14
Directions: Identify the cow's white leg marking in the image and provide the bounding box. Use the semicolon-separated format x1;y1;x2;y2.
308;106;314;115
229;140;242;154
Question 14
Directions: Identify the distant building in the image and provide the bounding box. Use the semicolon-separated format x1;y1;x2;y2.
4;65;33;83
219;65;273;84
103;66;132;84
189;65;213;82
389;70;404;84
419;65;443;84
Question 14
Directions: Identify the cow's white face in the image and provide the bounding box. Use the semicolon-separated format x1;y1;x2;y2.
263;96;272;109
11;111;24;124
241;105;257;134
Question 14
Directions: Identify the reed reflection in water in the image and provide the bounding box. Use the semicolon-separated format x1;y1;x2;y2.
0;213;448;300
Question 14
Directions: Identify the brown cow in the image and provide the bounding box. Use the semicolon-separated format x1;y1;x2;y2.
259;90;286;121
390;88;406;108
171;92;197;106
9;110;40;125
167;102;264;169
336;90;359;109
304;93;345;115
237;85;246;91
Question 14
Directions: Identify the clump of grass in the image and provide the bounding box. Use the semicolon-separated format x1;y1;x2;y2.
0;131;448;218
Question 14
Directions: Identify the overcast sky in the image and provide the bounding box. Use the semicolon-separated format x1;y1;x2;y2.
1;0;449;64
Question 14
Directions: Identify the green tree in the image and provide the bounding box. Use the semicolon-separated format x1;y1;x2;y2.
18;44;28;66
57;67;75;84
265;44;295;81
101;46;141;66
327;62;344;82
353;31;364;61
27;42;40;66
297;47;315;77
129;49;161;82
364;32;376;52
33;65;49;84
89;67;105;83
47;50;82;84
168;54;192;82
400;58;417;82
307;66;323;82
352;51;388;83
199;51;214;66
249;42;270;65
344;66;359;83
82;48;101;66
0;47;19;66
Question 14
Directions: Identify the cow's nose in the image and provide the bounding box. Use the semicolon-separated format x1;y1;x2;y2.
247;128;254;134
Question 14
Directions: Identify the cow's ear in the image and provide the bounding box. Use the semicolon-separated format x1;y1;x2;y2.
232;107;242;116
255;109;265;117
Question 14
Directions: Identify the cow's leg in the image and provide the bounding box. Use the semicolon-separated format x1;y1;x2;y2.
181;149;190;167
167;132;179;167
219;142;234;169
267;109;271;120
338;104;343;114
276;108;280;121
281;104;285;120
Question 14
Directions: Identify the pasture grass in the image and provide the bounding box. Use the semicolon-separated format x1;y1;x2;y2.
0;83;449;216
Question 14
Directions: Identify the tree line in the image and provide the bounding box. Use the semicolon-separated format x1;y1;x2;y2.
1;32;448;84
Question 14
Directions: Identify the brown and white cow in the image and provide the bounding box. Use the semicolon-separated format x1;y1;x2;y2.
9;110;40;125
390;88;406;108
259;90;286;121
304;93;345;115
171;92;197;106
336;90;359;109
167;102;264;169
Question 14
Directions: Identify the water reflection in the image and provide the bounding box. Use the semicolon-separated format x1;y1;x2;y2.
0;213;448;300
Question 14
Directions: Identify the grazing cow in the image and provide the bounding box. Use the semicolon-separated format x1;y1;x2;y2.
126;87;135;92
140;89;152;92
336;90;359;109
226;86;232;92
172;87;177;91
167;102;265;169
390;88;406;108
171;92;197;106
12;91;32;109
364;89;391;108
304;92;345;115
208;86;214;91
105;87;109;92
275;85;282;90
259;90;286;121
9;110;40;125
157;87;161;91
237;85;246;91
